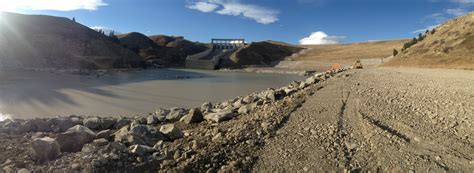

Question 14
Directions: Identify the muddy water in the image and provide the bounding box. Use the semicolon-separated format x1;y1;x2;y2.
0;69;305;119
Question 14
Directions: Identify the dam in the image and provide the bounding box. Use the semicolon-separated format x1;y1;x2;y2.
185;39;246;70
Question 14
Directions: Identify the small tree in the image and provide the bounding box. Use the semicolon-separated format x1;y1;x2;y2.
393;49;398;56
431;28;436;34
418;33;424;41
72;17;76;22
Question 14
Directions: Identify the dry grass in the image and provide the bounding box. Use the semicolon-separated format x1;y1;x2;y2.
293;40;408;64
384;12;474;70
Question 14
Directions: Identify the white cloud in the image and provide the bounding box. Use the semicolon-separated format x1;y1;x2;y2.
0;0;107;12
451;0;474;4
445;8;468;16
186;0;279;24
412;24;439;34
186;1;218;12
299;31;346;45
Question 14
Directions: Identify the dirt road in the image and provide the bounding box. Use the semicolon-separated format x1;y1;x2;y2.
254;67;473;172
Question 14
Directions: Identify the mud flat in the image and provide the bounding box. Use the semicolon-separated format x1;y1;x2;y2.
0;68;304;119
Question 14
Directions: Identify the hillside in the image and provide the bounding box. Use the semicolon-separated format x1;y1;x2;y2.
384;12;474;70
0;12;143;70
294;39;407;63
221;41;304;68
117;32;164;61
148;35;208;65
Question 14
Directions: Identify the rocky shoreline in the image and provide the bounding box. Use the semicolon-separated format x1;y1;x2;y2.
0;68;347;172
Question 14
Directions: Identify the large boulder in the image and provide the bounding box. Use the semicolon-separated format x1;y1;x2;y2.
204;109;236;123
146;115;159;125
49;117;79;133
30;137;60;163
166;108;186;122
56;125;96;152
159;124;183;140
114;117;131;129
180;108;204;124
100;117;116;129
83;117;100;130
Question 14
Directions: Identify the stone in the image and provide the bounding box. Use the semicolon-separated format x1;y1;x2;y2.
159;124;183;140
21;119;52;133
100;117;116;129
166;108;186;122
133;116;147;124
109;142;127;152
71;163;81;170
96;129;114;140
232;99;244;108
93;138;109;146
17;168;31;173
30;137;60;163
114;126;129;142
147;115;158;125
49;117;79;132
201;102;213;113
204;109;236;123
129;124;150;138
129;145;155;156
238;104;254;114
83;117;101;130
155;108;170;117
180;108;204;124
56;125;96;152
114;117;131;129
243;95;257;104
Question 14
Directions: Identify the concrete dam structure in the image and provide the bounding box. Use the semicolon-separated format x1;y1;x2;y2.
185;39;245;70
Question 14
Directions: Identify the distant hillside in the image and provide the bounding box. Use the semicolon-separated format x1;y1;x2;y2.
384;12;474;70
294;39;408;63
148;35;208;65
0;12;143;70
220;41;304;68
117;32;164;61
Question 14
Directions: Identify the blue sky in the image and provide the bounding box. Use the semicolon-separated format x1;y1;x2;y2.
1;0;473;44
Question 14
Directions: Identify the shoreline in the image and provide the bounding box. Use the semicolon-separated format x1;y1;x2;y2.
0;68;347;172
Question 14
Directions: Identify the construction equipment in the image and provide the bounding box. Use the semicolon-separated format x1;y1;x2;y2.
354;60;363;69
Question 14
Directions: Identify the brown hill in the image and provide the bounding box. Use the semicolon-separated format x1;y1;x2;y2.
384;12;474;70
295;39;408;63
117;32;164;61
148;35;209;65
222;41;304;68
0;12;143;70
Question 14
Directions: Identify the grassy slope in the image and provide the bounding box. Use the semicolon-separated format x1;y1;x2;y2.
384;12;474;70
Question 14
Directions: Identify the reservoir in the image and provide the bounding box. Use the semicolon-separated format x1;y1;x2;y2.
0;68;305;119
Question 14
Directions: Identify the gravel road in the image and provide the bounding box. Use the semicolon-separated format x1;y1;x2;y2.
254;67;473;172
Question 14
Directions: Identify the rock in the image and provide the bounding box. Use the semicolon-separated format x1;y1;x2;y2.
155;108;170;117
114;117;131;129
21;119;52;133
129;124;150;138
114;126;129;143
204;109;236;123
30;137;60;163
100;117;116;129
201;102;213;113
232;99;244;108
71;163;81;170
133;116;147;124
50;117;79;132
147;115;158;125
238;104;255;114
93;138;109;146
83;117;101;130
109;142;127;152
129;144;155;156
166;108;186;122
180;108;204;124
242;95;257;104
17;168;31;173
56;125;96;152
159;124;183;140
96;129;114;140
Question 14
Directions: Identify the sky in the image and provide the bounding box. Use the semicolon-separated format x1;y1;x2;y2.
0;0;472;44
